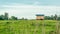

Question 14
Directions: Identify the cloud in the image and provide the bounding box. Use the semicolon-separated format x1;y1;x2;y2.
0;4;60;19
33;1;41;5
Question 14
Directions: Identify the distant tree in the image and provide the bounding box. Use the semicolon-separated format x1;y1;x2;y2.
10;16;17;20
0;16;3;20
4;12;8;20
54;14;57;20
50;15;54;20
20;17;28;20
0;15;4;20
44;16;51;20
44;16;48;20
24;18;28;20
21;17;25;20
58;16;60;20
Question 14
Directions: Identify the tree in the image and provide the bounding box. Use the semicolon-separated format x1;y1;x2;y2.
20;17;25;20
4;12;8;20
0;16;3;20
50;15;54;20
0;15;4;20
54;14;57;20
58;16;60;20
10;16;17;20
44;16;51;20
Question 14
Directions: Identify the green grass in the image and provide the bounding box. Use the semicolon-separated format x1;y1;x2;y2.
0;20;60;34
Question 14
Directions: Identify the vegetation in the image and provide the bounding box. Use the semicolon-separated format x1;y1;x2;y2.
0;13;60;20
0;12;18;20
0;20;60;34
4;12;9;20
10;16;18;20
44;14;60;20
0;13;60;34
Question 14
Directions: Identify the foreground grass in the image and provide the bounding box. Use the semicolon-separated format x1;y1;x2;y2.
0;20;60;34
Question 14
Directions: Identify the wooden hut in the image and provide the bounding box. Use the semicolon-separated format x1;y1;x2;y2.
36;14;44;20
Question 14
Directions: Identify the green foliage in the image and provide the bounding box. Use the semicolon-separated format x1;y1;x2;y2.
0;12;8;20
4;12;8;20
54;14;57;20
58;17;60;20
45;14;60;20
0;13;60;20
10;16;17;20
0;15;4;20
0;20;59;34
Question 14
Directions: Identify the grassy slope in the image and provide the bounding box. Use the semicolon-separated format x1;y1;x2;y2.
0;20;59;34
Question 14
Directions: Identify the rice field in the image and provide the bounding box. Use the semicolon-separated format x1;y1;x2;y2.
0;20;60;34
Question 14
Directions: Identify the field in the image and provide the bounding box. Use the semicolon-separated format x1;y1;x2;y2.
0;20;60;34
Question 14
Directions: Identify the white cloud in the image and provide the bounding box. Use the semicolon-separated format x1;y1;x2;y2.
0;4;60;19
33;1;41;5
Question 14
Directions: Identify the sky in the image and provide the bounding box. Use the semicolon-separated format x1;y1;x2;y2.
0;0;60;19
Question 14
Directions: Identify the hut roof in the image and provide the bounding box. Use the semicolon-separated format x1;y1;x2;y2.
36;14;44;16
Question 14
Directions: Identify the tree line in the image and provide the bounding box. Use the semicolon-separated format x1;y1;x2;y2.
0;12;60;20
0;12;17;20
44;14;60;20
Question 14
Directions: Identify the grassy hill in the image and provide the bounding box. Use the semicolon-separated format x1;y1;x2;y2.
0;20;60;34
